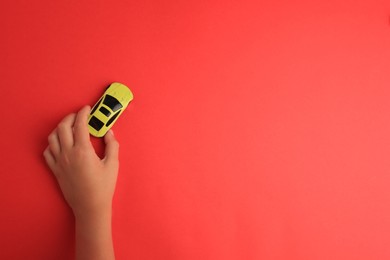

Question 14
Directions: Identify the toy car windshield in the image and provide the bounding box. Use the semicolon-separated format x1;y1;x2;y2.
103;95;123;112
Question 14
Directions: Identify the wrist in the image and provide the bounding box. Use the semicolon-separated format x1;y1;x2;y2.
74;206;115;260
73;205;113;223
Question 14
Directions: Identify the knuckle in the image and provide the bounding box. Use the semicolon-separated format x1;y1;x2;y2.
74;121;87;135
59;153;71;165
74;146;89;158
57;122;67;131
73;122;83;132
43;148;49;158
48;133;56;143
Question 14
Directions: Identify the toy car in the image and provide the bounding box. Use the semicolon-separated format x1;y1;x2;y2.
88;82;133;137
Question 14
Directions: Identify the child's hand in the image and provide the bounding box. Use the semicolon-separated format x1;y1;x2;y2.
43;106;119;218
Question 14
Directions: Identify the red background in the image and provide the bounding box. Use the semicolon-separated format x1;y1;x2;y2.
1;0;390;259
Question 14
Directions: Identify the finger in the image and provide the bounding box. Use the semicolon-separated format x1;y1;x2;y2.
43;146;57;174
103;130;119;166
74;105;92;147
48;129;61;157
57;113;76;150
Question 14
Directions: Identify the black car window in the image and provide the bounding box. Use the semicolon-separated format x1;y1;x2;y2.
89;116;104;131
103;95;123;112
91;97;103;115
106;110;121;127
99;106;111;117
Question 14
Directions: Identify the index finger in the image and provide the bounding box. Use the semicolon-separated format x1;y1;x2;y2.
74;105;92;146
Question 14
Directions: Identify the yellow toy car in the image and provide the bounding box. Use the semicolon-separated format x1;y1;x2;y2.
88;82;134;137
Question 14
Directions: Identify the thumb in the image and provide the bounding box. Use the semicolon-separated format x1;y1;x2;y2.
104;130;119;165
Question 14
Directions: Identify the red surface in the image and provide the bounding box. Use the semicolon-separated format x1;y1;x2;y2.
1;0;390;259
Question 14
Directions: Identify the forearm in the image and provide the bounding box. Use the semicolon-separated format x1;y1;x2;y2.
75;209;115;260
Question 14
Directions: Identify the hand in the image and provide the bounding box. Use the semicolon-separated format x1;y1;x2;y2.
43;106;119;218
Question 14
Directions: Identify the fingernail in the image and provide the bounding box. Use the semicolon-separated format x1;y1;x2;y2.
109;129;114;135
